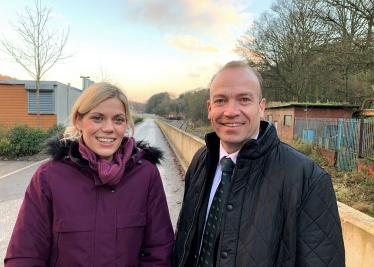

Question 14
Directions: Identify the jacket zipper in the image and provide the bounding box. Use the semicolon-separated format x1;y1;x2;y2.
178;171;207;267
53;233;60;267
94;176;99;267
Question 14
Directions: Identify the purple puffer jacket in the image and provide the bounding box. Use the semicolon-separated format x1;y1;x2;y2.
5;137;174;267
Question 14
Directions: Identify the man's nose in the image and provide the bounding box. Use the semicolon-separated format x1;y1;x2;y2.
224;100;240;117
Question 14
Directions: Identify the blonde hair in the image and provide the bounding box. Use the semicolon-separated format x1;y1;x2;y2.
63;82;134;142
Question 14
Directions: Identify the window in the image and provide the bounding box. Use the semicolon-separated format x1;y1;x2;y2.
28;91;54;114
284;115;292;126
267;114;273;122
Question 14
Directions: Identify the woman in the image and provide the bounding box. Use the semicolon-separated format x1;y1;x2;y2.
5;82;174;266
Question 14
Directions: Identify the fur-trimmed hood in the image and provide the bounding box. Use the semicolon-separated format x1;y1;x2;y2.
44;134;164;166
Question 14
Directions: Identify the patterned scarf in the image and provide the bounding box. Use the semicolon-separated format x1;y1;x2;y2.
78;137;134;186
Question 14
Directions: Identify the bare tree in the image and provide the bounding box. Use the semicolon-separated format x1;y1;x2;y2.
0;0;76;127
94;62;113;83
237;0;329;102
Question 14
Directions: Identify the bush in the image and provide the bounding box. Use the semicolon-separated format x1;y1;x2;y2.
0;125;8;139
45;123;66;138
132;117;144;124
0;138;11;156
5;124;47;158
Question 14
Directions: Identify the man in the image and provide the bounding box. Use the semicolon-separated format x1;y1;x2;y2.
173;61;345;267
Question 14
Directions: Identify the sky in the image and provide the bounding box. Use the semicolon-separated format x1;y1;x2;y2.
0;0;273;103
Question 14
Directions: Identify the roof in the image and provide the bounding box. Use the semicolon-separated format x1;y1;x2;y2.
0;80;81;92
265;102;360;110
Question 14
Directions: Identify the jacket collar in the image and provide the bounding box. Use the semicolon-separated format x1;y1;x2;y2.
204;121;279;160
44;134;164;166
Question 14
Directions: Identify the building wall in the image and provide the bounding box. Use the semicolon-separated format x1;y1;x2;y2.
265;106;355;140
0;84;56;130
55;83;82;125
294;107;354;119
264;107;295;140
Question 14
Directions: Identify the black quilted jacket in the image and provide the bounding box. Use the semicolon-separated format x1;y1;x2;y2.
173;121;345;267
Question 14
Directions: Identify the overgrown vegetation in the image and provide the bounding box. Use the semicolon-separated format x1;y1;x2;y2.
132;116;144;124
145;89;210;127
0;124;66;159
285;139;374;217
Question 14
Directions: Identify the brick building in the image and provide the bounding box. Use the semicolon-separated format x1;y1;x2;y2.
264;103;360;140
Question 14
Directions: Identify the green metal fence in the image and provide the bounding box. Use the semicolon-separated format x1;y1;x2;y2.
294;118;374;171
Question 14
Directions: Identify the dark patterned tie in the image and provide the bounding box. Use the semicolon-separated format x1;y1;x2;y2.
198;157;235;267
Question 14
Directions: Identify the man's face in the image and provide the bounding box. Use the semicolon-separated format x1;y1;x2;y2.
207;67;266;153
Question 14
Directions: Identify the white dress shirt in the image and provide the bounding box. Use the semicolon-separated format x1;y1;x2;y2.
205;142;239;222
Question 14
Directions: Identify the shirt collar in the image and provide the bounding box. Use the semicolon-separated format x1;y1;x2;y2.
219;131;259;164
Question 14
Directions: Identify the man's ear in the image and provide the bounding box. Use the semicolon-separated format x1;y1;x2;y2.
259;98;266;119
207;100;212;120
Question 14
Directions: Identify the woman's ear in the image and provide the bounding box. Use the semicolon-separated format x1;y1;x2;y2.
75;114;82;131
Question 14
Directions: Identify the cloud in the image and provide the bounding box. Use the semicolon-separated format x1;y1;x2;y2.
168;35;219;53
197;66;208;71
123;0;244;35
49;12;63;18
187;73;200;78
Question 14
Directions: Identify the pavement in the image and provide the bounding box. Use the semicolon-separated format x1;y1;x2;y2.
0;159;49;267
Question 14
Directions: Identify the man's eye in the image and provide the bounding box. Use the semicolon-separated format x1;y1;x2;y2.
215;99;225;104
240;97;255;104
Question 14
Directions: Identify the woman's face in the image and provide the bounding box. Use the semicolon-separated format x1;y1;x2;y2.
76;98;128;161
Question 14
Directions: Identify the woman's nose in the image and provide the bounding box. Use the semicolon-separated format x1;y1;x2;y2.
102;120;114;132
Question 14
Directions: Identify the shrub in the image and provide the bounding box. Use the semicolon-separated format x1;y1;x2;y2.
0;125;8;139
0;138;11;156
6;124;46;158
45;123;66;138
132;117;144;124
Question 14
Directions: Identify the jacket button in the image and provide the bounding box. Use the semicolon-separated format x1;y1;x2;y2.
137;160;142;165
221;251;228;259
238;163;244;169
226;205;233;211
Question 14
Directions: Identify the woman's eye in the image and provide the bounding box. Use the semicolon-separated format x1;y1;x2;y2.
92;116;102;121
115;117;125;123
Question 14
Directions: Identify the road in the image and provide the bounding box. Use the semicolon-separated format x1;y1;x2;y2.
0;119;185;266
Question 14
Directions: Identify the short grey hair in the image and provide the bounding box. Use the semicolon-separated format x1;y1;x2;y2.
210;60;263;100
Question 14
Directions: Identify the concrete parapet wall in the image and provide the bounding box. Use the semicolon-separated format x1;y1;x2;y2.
156;119;374;267
155;119;204;170
338;202;374;267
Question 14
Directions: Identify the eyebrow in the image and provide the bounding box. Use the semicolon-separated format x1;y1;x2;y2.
89;112;126;116
212;92;256;98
